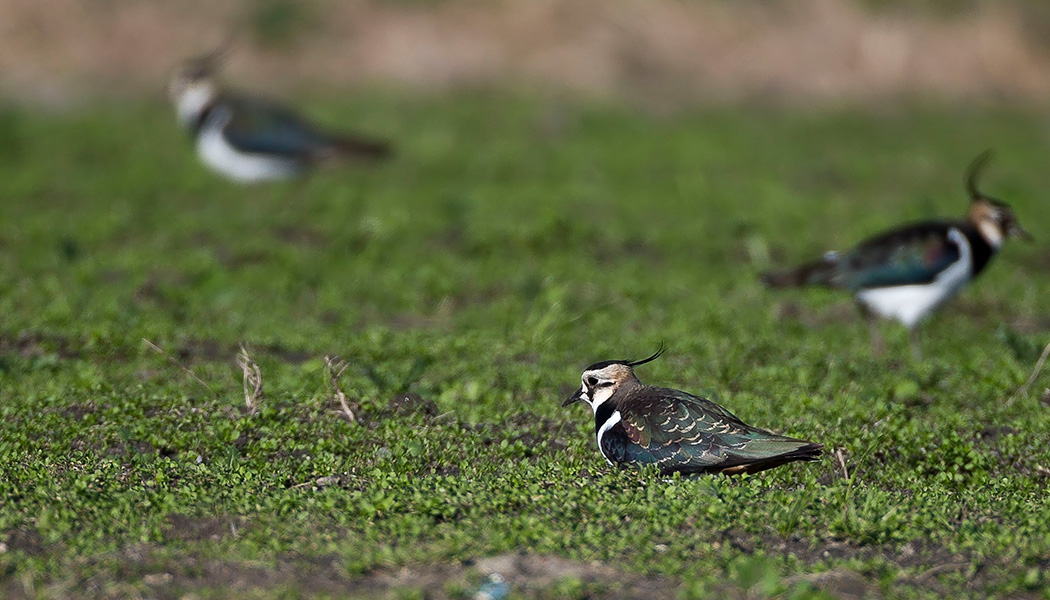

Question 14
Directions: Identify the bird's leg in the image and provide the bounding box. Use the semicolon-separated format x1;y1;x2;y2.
909;328;923;361
289;174;309;198
859;305;884;357
868;320;886;357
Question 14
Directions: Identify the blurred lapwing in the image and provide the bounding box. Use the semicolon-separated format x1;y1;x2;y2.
562;347;822;475
169;45;391;183
763;152;1030;358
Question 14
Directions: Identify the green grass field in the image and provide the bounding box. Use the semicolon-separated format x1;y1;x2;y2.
1;94;1049;599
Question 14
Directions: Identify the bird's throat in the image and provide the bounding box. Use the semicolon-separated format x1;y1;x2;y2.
177;84;218;128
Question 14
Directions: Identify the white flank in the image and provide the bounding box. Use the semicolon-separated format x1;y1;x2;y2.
856;228;973;328
197;108;301;183
596;410;622;466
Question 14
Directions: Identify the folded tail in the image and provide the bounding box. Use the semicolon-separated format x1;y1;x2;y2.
323;135;393;162
718;441;824;475
761;253;841;288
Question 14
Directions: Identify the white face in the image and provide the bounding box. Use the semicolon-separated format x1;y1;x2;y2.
575;369;620;413
976;219;1005;249
173;80;217;127
969;199;1029;248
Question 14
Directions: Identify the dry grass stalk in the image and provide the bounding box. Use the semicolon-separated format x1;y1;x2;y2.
236;345;264;414
142;338;218;398
1015;339;1050;399
835;448;850;481
324;355;356;423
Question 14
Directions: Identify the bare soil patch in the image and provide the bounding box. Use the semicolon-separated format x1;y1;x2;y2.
4;1;1050;107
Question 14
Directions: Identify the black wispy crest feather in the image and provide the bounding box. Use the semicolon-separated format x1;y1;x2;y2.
184;37;234;79
966;150;993;201
584;343;665;372
627;344;665;367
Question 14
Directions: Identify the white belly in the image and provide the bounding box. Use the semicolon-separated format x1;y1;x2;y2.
856;228;973;328
197;125;303;183
857;283;962;328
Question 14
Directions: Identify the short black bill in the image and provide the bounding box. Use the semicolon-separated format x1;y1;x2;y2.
1010;223;1033;241
562;389;583;407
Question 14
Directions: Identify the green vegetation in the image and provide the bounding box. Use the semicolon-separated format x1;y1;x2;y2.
1;94;1049;598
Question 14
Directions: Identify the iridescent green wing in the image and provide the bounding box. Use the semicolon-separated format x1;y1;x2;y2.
841;221;963;290
613;388;812;473
222;96;334;158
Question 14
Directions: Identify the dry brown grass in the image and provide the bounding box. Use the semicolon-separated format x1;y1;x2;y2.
142;338;219;399
236;345;264;415
3;0;1050;107
1015;338;1050;399
323;355;357;424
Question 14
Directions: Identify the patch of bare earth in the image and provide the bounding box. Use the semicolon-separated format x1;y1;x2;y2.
473;553;677;598
2;526;1037;599
3;1;1050;107
714;529;1043;599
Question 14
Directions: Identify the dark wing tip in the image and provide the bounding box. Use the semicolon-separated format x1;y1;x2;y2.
717;440;824;476
330;136;394;161
796;441;824;458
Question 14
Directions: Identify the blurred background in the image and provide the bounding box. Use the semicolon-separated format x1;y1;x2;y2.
5;0;1050;108
4;3;1050;598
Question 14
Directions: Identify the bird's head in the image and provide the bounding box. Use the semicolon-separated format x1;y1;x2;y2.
965;151;1031;248
562;345;664;413
169;45;228;125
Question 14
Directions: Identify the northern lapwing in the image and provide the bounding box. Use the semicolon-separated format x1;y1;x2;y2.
169;46;391;183
562;347;823;475
763;152;1030;358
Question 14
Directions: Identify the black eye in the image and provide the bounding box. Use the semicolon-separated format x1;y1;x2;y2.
585;376;598;387
596;381;614;388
